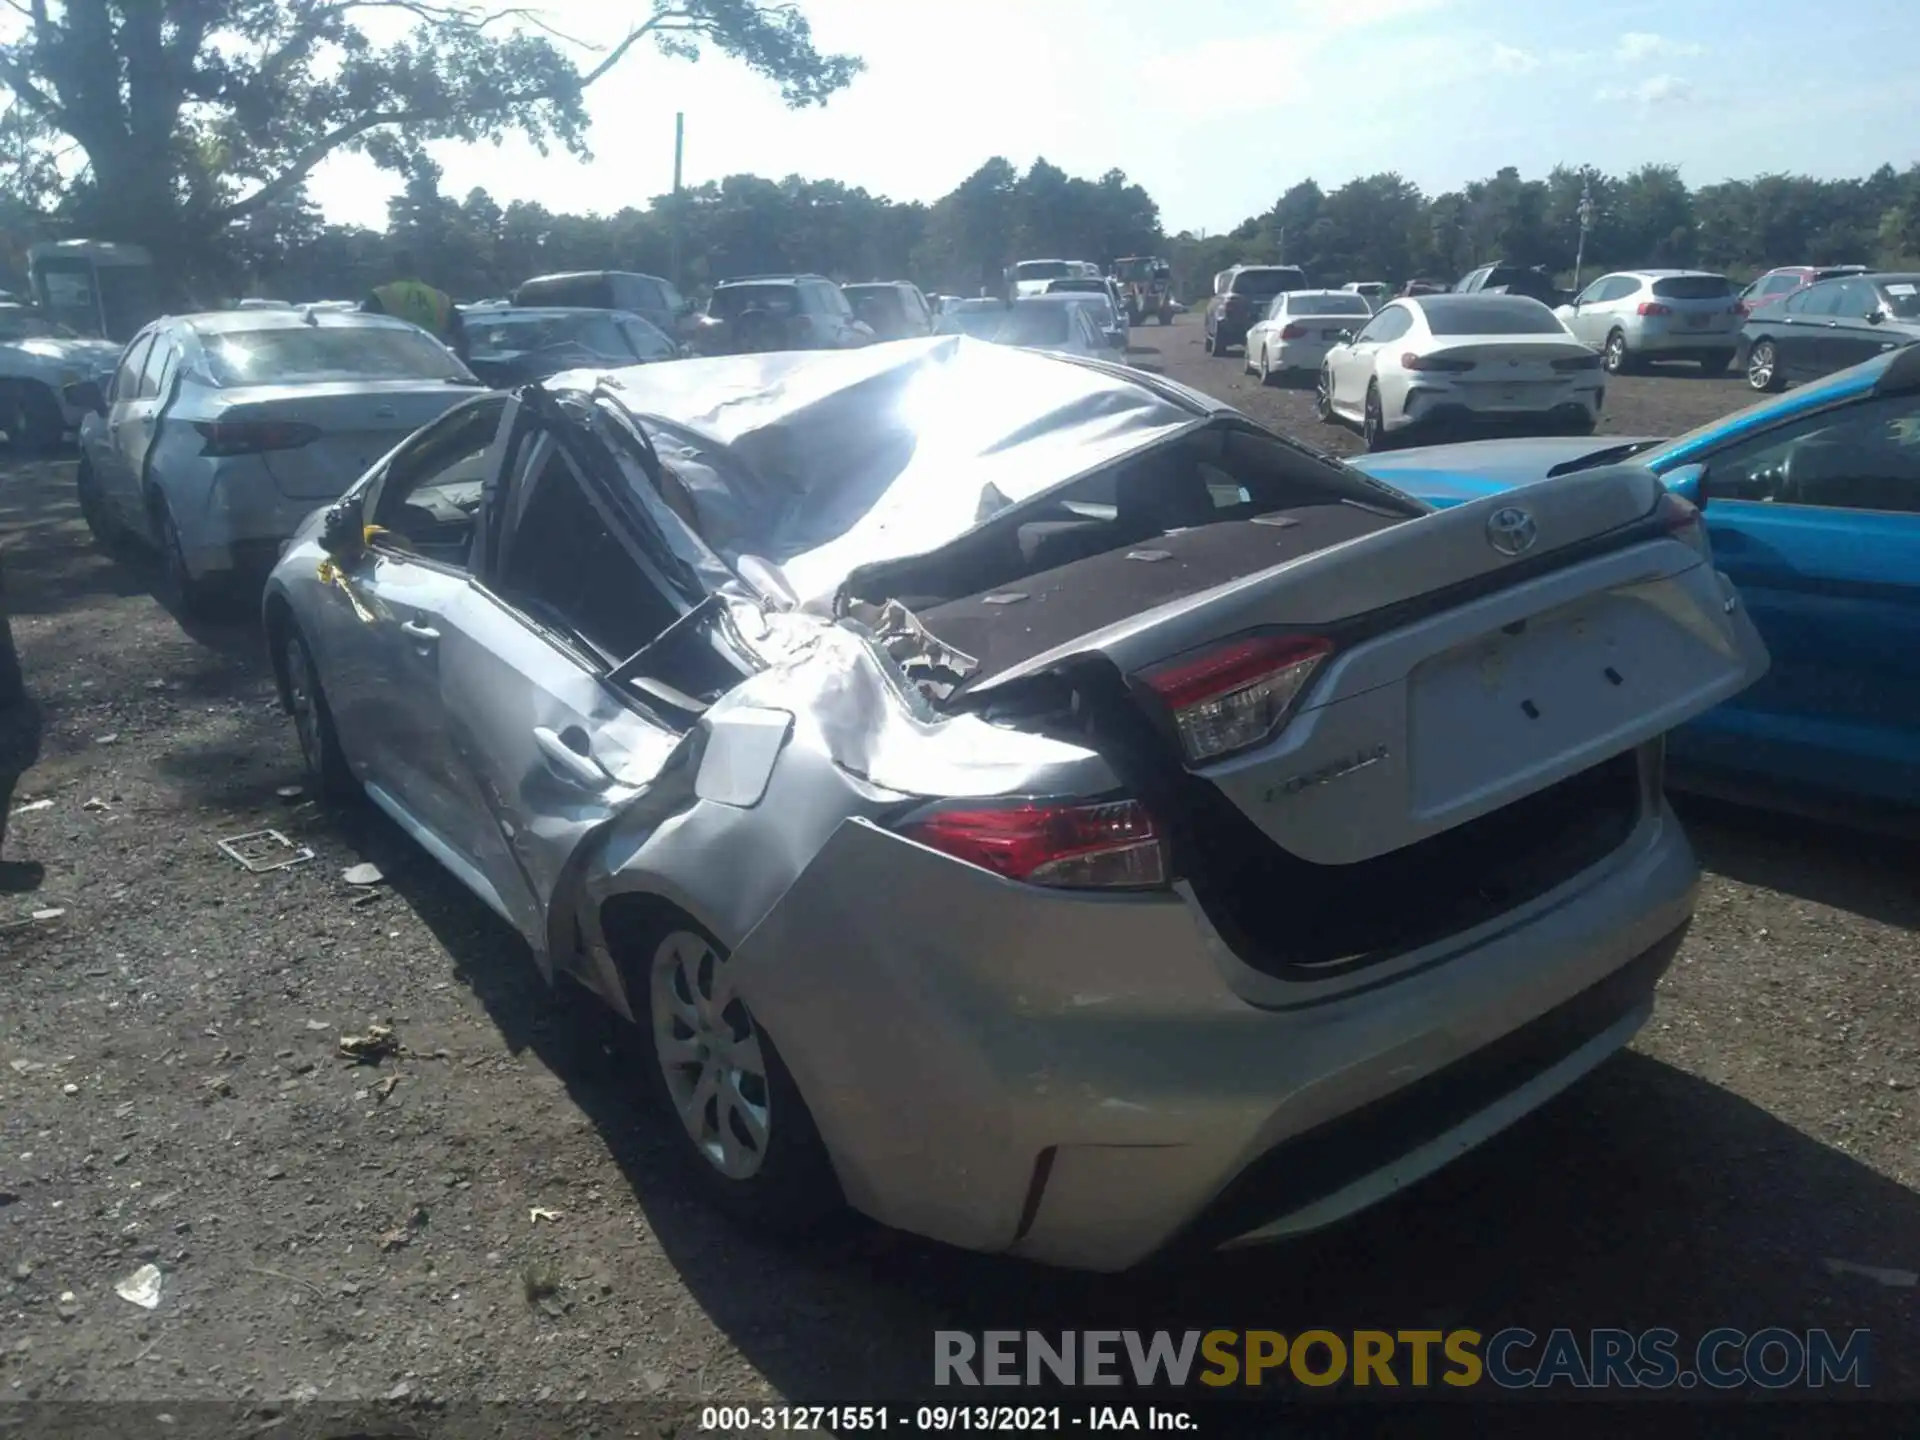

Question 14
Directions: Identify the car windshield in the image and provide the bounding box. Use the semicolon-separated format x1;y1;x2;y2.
1014;262;1072;282
202;325;470;386
0;310;78;340
1651;275;1735;300
845;288;904;321
467;312;629;357
1231;269;1305;298
1881;280;1920;318
1048;279;1107;293
1291;294;1372;317
710;284;800;319
949;303;1072;345
1418;296;1566;335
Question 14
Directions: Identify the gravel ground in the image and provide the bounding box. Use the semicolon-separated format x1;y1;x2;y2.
2;323;1916;1421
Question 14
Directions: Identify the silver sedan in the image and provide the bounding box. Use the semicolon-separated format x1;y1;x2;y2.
70;308;483;614
263;338;1766;1270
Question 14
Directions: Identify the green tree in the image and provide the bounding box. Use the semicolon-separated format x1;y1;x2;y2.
0;1;861;285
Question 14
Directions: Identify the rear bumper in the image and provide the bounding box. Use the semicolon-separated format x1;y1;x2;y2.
164;453;331;579
731;794;1699;1272
1630;323;1741;356
1395;386;1602;432
1266;340;1339;371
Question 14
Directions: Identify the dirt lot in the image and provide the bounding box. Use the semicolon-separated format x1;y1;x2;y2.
3;319;1917;1422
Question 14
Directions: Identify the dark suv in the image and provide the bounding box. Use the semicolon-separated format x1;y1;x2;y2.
1454;263;1564;307
1204;265;1308;355
511;271;697;344
693;275;875;355
842;281;936;341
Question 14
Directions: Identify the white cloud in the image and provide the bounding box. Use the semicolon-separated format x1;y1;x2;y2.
1615;31;1705;62
1597;74;1696;106
1491;44;1540;74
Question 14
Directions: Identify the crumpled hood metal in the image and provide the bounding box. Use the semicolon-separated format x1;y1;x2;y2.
560;337;1204;606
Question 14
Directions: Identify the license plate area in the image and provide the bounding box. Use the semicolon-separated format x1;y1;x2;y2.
1687;313;1712;328
1407;587;1705;814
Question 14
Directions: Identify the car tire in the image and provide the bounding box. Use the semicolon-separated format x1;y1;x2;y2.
1257;345;1275;386
1363;382;1394;451
280;622;358;802
1157;308;1171;325
1746;339;1785;392
1314;368;1336;423
1;380;65;455
1697;350;1735;376
1602;329;1636;375
75;456;124;551
636;919;843;1237
148;492;219;620
1203;327;1217;356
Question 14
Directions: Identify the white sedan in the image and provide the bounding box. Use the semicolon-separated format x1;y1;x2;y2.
1315;294;1606;451
1243;290;1375;385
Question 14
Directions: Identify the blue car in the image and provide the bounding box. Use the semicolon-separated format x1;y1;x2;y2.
1348;346;1920;815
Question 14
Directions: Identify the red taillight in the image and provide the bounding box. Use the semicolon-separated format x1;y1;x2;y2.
1402;351;1475;372
899;799;1167;889
1279;323;1308;340
1138;634;1335;765
1727;303;1745;315
1637;302;1672;317
194;420;322;456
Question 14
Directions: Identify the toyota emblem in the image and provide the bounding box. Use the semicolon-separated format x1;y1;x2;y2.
1486;506;1538;557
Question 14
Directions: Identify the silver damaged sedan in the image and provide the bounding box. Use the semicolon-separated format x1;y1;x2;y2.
262;337;1769;1271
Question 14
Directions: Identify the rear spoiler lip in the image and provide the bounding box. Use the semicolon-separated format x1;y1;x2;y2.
952;468;1681;707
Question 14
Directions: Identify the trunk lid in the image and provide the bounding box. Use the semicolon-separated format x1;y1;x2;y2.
209;381;480;499
964;462;1767;865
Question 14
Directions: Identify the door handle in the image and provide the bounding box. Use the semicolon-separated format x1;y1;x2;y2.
533;726;612;791
400;618;440;645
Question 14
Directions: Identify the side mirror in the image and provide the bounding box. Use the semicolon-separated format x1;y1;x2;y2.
1868;309;1887;325
63;379;107;415
1664;462;1707;510
319;496;366;557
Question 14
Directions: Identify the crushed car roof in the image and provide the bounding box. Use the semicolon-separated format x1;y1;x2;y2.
567;336;1212;605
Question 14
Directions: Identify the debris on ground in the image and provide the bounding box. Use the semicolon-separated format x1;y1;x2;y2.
521;1262;560;1303
372;1074;400;1103
10;798;53;814
378;1227;412;1253
60;1082;78;1096
33;908;66;922
275;785;304;800
217;829;314;874
337;1025;399;1064
529;1206;563;1225
82;797;108;812
114;1264;164;1310
1822;1258;1918;1288
304;1019;330;1032
93;733;119;746
56;1292;80;1322
342;863;384;887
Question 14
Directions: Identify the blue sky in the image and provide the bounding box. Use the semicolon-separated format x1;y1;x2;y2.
306;0;1920;235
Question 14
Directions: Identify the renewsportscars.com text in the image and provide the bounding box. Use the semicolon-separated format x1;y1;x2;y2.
934;1328;1872;1390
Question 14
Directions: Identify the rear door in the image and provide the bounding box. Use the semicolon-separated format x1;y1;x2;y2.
1332;305;1407;406
436;401;696;964
121;337;179;495
1777;282;1841;376
1682;391;1920;803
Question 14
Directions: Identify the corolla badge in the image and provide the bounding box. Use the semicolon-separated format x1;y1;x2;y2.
1485;506;1538;557
1263;745;1389;803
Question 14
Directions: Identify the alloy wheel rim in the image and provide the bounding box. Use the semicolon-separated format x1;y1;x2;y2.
650;930;771;1181
1606;335;1625;370
1749;346;1774;388
1365;393;1382;444
1316;372;1331;416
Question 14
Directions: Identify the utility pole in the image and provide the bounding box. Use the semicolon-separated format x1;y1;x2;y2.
1573;176;1597;293
670;111;685;289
